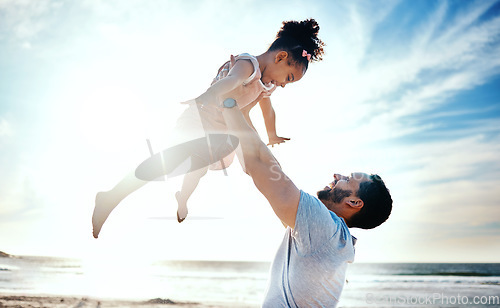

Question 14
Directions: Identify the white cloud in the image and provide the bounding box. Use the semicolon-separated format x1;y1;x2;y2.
0;0;56;40
0;117;13;137
303;0;500;144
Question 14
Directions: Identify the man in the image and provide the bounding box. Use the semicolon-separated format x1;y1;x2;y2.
221;101;393;307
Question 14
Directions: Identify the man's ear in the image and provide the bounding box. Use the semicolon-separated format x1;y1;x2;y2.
275;51;289;63
347;198;364;209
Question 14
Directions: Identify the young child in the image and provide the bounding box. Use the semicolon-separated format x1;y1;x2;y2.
92;19;325;238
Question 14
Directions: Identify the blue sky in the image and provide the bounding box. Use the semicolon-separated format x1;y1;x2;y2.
0;0;499;263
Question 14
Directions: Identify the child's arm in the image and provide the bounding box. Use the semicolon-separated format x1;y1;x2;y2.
196;59;254;105
259;97;291;146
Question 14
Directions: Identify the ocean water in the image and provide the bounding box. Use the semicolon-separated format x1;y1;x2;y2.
341;263;500;308
0;256;270;305
1;256;499;307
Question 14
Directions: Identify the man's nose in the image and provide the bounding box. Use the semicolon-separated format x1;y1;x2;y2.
334;174;347;181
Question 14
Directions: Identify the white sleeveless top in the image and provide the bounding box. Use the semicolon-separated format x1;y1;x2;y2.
210;53;276;108
173;53;276;169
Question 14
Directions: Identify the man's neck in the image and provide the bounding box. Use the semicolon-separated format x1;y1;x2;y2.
323;200;350;225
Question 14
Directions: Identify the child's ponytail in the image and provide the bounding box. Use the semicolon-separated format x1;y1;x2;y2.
268;19;325;69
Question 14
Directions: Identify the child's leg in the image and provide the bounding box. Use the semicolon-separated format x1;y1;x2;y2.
175;166;209;222
92;170;148;238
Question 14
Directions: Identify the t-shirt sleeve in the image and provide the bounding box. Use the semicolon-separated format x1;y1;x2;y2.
291;190;343;255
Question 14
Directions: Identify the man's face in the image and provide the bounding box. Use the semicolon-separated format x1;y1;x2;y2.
317;173;371;204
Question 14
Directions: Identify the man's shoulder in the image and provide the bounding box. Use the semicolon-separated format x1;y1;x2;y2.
299;190;339;221
298;190;322;206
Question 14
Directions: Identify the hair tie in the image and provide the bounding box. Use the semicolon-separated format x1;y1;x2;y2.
302;49;311;61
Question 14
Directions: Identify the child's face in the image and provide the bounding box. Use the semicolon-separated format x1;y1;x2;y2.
262;51;306;88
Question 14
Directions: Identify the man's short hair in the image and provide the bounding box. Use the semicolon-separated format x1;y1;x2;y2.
349;174;392;229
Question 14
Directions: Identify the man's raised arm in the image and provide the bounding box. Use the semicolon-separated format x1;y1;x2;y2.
221;106;300;228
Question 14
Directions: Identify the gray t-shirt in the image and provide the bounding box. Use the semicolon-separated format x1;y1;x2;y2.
262;190;356;307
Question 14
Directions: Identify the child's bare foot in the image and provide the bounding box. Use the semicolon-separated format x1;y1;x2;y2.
92;192;118;238
175;191;188;223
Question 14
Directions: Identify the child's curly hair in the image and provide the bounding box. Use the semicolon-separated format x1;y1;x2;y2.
268;19;325;69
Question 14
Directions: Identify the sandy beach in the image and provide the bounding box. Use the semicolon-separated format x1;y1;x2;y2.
0;295;259;308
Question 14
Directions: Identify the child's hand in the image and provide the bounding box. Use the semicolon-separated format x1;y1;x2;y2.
267;135;290;147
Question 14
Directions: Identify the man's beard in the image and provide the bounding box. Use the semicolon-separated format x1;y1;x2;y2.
317;187;353;204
